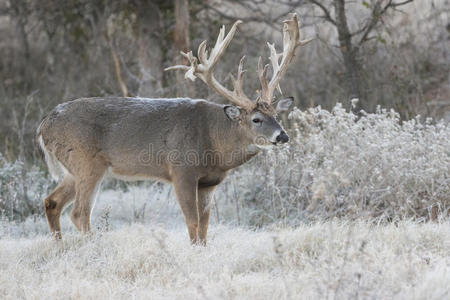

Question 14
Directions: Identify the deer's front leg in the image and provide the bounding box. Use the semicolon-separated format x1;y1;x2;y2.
197;186;216;245
172;171;199;244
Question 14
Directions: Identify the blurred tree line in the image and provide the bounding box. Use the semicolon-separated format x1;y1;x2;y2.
0;0;448;163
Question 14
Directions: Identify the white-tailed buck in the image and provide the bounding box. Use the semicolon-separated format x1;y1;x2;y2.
37;14;312;244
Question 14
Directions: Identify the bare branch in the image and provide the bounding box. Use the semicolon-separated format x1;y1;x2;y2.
389;0;414;8
358;0;414;45
308;0;337;25
106;32;128;97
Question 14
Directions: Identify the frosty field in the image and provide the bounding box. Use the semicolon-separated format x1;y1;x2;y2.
1;220;449;300
1;186;449;299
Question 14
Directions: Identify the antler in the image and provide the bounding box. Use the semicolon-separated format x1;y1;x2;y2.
165;20;254;110
257;14;313;104
166;14;312;109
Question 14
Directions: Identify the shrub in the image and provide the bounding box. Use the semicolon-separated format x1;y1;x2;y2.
0;155;52;221
217;104;450;225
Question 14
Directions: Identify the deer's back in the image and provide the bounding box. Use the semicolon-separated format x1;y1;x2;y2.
38;97;223;180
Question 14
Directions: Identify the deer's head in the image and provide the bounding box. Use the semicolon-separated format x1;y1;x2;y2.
166;14;312;147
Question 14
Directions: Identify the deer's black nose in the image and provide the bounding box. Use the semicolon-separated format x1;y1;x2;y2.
276;131;289;143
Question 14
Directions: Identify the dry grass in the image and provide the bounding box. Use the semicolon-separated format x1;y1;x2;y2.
1;221;449;299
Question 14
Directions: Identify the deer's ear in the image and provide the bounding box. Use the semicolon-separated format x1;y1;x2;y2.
276;97;294;112
224;105;241;121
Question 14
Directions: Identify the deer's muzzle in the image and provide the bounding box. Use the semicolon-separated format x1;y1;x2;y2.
276;131;289;144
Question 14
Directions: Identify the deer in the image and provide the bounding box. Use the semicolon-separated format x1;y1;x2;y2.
37;14;312;245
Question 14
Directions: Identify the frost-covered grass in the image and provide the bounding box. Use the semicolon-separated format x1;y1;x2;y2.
1;221;449;300
219;104;450;225
0;185;184;238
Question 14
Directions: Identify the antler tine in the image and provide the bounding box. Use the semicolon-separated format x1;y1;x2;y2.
208;21;241;68
267;43;283;95
230;56;247;98
257;57;269;98
197;41;208;65
165;20;254;109
258;13;313;104
165;51;198;81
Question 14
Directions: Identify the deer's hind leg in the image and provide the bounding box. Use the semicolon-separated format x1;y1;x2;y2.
44;175;76;239
70;164;107;233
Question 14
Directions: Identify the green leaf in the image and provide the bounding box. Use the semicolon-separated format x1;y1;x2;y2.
378;36;387;44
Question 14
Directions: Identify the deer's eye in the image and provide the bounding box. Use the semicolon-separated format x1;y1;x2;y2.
252;118;262;124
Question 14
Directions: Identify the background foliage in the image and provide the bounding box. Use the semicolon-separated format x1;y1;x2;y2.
0;0;449;223
0;0;448;161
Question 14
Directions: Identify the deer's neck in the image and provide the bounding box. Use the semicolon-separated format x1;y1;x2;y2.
209;114;260;171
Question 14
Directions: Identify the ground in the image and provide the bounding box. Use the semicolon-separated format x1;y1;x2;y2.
1;220;449;299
